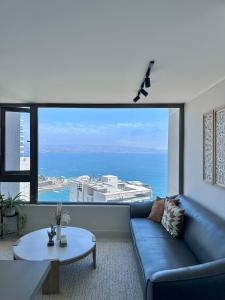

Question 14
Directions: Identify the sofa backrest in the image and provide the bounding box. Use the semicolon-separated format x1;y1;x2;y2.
130;200;154;218
178;195;225;263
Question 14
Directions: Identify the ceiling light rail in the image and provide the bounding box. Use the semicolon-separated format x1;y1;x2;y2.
133;60;155;102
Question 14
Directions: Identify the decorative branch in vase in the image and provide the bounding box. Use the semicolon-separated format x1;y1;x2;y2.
54;202;71;240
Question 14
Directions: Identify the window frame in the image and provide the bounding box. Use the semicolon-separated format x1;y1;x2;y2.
0;103;184;204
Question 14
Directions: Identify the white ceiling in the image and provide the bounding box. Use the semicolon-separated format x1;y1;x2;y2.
0;0;225;104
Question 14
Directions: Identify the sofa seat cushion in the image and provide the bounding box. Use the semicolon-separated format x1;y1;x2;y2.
131;218;170;239
131;218;199;281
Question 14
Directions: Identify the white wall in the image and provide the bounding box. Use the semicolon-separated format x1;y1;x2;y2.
185;79;225;218
24;204;130;238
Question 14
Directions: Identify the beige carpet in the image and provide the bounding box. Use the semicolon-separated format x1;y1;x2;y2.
0;238;143;300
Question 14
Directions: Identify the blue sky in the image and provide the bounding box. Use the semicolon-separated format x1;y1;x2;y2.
38;108;169;153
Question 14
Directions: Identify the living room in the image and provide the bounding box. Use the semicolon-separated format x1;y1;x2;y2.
0;1;225;300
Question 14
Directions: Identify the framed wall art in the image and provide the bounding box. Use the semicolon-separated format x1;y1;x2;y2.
215;106;225;188
203;111;214;184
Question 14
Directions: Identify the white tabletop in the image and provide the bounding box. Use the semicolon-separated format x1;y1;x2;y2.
13;226;96;263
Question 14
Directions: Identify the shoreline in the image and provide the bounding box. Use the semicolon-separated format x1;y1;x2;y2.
38;183;69;193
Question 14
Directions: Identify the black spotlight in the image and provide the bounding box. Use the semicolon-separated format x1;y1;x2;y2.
133;95;140;102
131;60;154;103
140;88;148;97
145;77;151;88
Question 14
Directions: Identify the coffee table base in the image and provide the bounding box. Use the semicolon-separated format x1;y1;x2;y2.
42;261;59;294
42;245;96;294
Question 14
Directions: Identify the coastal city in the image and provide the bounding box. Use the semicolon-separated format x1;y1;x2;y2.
11;115;153;203
38;175;152;203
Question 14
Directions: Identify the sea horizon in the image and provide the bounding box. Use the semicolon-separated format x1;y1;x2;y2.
38;151;168;202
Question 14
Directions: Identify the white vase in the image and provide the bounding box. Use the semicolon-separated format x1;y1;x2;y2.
56;225;61;240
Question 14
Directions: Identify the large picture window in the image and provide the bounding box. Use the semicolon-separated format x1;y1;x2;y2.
0;104;184;204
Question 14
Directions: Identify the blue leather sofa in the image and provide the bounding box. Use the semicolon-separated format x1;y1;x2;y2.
130;195;225;300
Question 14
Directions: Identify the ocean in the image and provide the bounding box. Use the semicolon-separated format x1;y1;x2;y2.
38;152;168;202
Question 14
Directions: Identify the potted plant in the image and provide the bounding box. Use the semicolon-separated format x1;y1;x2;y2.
4;193;24;217
1;193;27;236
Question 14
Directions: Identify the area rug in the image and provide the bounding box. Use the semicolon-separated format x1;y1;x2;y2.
0;238;143;300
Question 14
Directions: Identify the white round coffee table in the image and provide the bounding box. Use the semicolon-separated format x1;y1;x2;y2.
13;226;96;294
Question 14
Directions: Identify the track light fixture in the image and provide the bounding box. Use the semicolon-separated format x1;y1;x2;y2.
133;95;140;103
133;60;154;103
140;88;148;97
145;77;151;88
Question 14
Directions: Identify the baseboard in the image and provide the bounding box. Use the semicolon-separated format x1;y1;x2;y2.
92;230;130;239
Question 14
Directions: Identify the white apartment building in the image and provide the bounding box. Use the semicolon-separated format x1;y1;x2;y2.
69;175;152;203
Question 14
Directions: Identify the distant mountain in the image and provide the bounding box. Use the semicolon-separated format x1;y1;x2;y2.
39;144;167;154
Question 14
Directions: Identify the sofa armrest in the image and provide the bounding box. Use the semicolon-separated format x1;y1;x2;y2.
130;200;154;218
148;259;225;300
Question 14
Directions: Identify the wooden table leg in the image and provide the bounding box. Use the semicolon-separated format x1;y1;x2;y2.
92;245;96;269
42;260;60;294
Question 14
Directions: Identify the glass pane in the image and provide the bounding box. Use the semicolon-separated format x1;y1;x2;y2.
5;110;30;171
0;182;30;202
38;108;172;203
